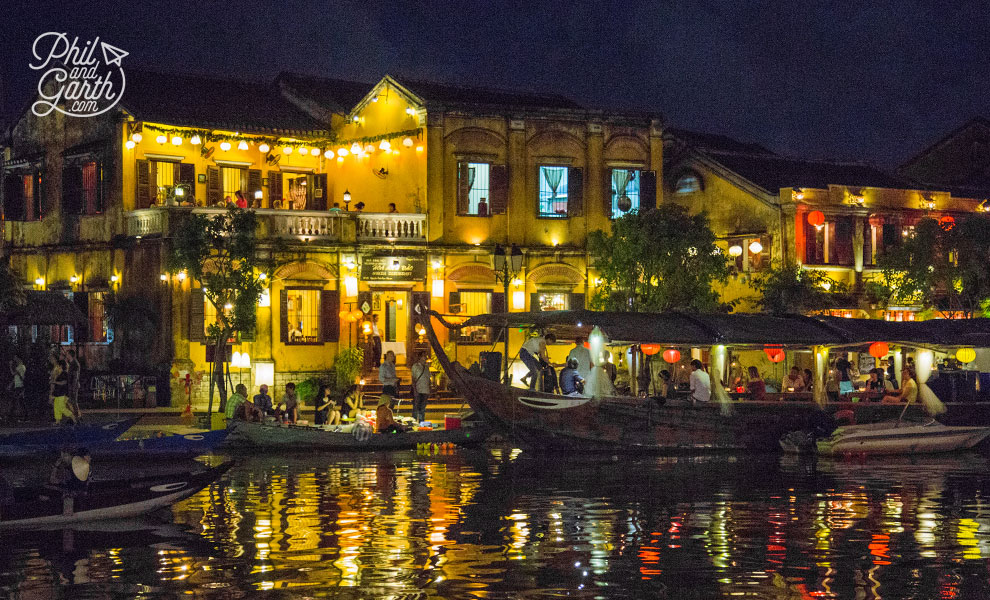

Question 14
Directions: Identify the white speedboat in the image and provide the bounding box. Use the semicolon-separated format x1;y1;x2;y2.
781;421;990;456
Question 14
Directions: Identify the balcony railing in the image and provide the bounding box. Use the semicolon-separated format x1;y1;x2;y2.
356;213;427;243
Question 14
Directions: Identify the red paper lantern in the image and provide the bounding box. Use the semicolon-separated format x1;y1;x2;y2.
662;348;681;364
583;341;590;349
764;347;786;363
868;213;884;227
939;215;956;230
868;342;889;359
641;344;661;356
807;210;825;227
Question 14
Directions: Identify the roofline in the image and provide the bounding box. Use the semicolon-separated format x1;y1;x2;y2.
119;110;330;138
348;75;424;119
679;147;779;206
899;116;990;171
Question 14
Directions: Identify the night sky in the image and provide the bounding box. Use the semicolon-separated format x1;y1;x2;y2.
2;1;988;167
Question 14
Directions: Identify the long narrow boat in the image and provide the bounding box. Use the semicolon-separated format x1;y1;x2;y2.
0;417;141;453
0;429;231;460
421;309;949;453
0;462;232;529
226;420;490;450
781;421;990;455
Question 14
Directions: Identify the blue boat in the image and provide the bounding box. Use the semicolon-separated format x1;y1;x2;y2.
0;418;141;449
0;428;229;460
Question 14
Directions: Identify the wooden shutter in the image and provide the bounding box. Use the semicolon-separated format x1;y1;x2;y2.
569;292;585;310
320;289;340;342
491;292;506;313
62;164;82;214
603;168;614;218
33;172;44;219
312;173;327;211
489;164;508;215
457;161;470;215
567;167;584;217
188;288;205;342
279;289;289;343
640;170;657;210
3;174;24;220
835;218;853;265
206;166;221;207
94;162;104;213
268;171;282;208
135;159;151;209
882;223;899;248
72;292;89;343
448;291;461;314
530;292;540;312
863;222;873;266
246;169;262;207
178;162;196;198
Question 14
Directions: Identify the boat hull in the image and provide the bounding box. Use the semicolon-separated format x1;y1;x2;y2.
226;421;490;450
0;418;141;451
0;429;231;460
814;422;990;455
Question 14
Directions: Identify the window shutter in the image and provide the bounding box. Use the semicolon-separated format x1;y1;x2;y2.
863;223;873;265
94;162;104;213
3;174;25;220
135;159;151;209
268;171;282;208
189;288;205;343
567;167;584;217
178;162;196;202
448;291;461;314
312;173;327;211
491;292;506;313
245;169;262;207
603;169;614;218
34;172;45;219
882;223;899;248
640;170;657;210
319;289;340;342
489;164;508;215
72;292;89;343
457;162;470;215
835;218;853;265
530;292;540;312
62;164;83;214
279;290;289;343
206;166;221;207
569;292;585;310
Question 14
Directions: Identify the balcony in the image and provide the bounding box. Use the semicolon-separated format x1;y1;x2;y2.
125;208;426;245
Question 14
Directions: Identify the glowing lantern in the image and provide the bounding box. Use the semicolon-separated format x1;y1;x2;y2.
869;213;884;227
956;347;976;364
807;210;825;227
339;309;350;320
662;348;681;364
324;149;334;158
939;215;956;230
171;136;183;146
728;245;743;257
403;136;414;147
350;143;362;154
155;135;167;144
764;347;786;363
350;309;364;320
868;342;889;359
748;240;763;254
220;141;231;151
238;140;249;151
283;146;293;154
258;143;269;153
310;148;320;156
641;344;661;356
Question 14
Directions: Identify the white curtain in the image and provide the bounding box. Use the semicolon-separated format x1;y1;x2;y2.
709;345;732;415
915;350;947;416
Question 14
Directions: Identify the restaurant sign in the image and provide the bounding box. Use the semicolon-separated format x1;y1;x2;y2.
360;256;426;282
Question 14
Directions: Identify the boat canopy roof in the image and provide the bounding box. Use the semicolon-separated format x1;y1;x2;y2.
451;310;990;348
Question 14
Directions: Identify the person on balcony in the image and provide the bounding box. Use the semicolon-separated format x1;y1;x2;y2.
388;202;398;213
354;202;365;212
234;190;248;209
329;202;342;213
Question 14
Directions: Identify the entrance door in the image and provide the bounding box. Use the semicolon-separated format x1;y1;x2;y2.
374;290;409;365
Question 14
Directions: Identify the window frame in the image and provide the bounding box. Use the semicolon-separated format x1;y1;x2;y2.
609;167;642;218
453;289;494;344
282;286;323;346
457;161;493;217
537;165;570;219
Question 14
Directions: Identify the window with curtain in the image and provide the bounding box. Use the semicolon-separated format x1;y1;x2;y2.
610;169;641;217
286;174;310;210
457;291;492;343
538;166;569;217
221;167;244;203
285;288;320;343
462;162;490;215
537;292;568;311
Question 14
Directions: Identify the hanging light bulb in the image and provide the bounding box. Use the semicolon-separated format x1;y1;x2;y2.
728;245;743;257
379;139;391;151
156;134;167;144
125;140;135;149
324;149;334;158
258;143;270;153
748;240;764;254
298;146;308;155
283;146;293;154
238;140;248;151
365;143;375;153
310;148;320;156
338;147;349;157
402;137;414;147
220;141;231;151
131;132;142;142
416;145;424;152
171;136;183;145
190;135;202;145
350;142;361;154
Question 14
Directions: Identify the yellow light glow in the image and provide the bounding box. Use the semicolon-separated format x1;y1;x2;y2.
155;135;167;144
432;278;445;297
34;277;44;286
748;240;763;254
310;148;320;156
406;107;415;115
220;141;231;151
350;143;361;154
110;274;119;283
70;275;79;283
338;147;349;157
125;140;135;149
364;143;375;153
191;135;202;145
283;146;293;154
324;149;334;158
238;140;248;151
298;146;308;155
337;156;344;163
728;245;743;257
160;274;167;281
344;276;358;298
416;145;424;152
258;143;269;153
258;288;271;307
403;137;414;147
177;271;186;281
254;361;275;387
131;132;142;142
512;290;525;309
379;140;391;151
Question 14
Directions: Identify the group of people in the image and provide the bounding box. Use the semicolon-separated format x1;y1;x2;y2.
519;331;618;398
5;346;82;425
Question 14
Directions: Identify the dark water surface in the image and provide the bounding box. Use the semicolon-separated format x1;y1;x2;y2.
2;448;990;599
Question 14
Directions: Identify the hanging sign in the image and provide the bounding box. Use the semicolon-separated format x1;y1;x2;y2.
360;256;427;282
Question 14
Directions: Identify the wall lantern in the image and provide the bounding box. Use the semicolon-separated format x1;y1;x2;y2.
641;344;661;356
728;245;743;257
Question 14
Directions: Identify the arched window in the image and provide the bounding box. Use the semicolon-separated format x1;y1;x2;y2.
675;172;703;194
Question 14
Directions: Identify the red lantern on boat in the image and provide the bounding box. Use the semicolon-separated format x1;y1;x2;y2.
939;215;956;230
662;349;681;364
807;210;825;227
641;344;661;356
764;347;785;363
868;341;889;359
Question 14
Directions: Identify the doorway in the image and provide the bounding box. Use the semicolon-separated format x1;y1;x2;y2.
372;290;409;365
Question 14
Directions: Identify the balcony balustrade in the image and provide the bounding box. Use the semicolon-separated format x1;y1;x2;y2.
355;212;427;243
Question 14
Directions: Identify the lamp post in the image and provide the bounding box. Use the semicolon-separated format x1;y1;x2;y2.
492;243;523;385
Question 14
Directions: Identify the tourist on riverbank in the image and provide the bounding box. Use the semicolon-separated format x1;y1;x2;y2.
225;383;248;420
253;384;274;417
276;382;299;424
689;359;711;404
379;350;399;405
339;385;360;421
410;353;431;424
315;385;339;425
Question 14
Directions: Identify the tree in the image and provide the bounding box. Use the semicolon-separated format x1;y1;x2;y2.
0;258;26;313
588;205;730;312
752;261;847;314
167;208;267;413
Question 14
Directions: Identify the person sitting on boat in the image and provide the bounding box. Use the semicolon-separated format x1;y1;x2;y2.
689;359;711;404
567;336;593;381
559;358;585;396
882;366;918;405
339;385;360;421
50;448;90;495
314;385;339;426
519;332;555;390
225;383;248;421
376;396;409;434
275;383;299;424
747;366;767;401
253;384;274;417
783;366;806;392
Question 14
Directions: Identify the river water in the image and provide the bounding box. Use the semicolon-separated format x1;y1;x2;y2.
2;447;990;599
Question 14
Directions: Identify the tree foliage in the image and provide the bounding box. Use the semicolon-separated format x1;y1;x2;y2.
167;209;268;410
588;205;730;312
752;261;847;314
0;259;26;313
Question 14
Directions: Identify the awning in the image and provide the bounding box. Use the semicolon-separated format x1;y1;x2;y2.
451;310;990;348
2;291;87;326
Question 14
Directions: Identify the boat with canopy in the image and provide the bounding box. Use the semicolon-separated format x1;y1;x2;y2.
421;309;990;452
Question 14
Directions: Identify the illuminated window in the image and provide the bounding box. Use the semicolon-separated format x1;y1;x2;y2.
538;166;569;217
285;288;320;343
675;173;702;194
458;162;491;215
221;166;244;203
152;160;176;204
537;292;568;311
89;291;109;343
203;298;221;337
456;291;492;343
610;169;641;217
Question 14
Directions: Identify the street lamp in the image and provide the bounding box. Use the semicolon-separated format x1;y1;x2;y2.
492;243;523;384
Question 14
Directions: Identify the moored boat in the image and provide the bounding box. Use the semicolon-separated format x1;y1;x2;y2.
0;429;232;460
0;462;232;529
0;418;142;458
226;420;490;450
781;421;990;455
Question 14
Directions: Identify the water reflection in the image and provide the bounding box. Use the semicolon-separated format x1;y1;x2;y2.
1;450;990;598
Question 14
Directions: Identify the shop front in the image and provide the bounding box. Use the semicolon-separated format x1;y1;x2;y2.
356;254;430;367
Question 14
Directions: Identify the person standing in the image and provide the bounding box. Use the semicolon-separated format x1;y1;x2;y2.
7;356;26;423
836;356;854;395
410;353;432;424
689;359;711;405
253;384;274;416
379;351;399;407
234;190;248;209
370;314;383;368
519;332;555;390
566;336;592;381
50;356;76;424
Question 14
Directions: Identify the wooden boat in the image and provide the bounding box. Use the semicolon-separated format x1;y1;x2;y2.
0;429;232;460
781;421;990;455
421;309;945;453
225;420;491;450
0;417;141;448
0;462;232;529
